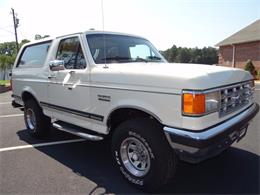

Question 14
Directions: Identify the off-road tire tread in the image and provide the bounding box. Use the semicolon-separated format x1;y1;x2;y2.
111;118;177;191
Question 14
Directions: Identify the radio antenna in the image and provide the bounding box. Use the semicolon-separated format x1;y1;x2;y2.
101;0;108;68
101;0;105;31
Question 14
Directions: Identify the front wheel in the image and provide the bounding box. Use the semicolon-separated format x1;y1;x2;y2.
111;118;177;191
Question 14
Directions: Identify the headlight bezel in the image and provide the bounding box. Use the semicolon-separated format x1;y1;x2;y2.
182;89;221;117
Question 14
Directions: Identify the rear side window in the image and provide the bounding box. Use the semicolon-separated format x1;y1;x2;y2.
17;41;51;67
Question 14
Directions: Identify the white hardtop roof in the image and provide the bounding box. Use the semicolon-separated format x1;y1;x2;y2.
84;30;146;39
21;36;54;47
22;30;147;47
56;30;146;39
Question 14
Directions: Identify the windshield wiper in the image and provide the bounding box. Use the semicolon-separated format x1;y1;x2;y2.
135;56;162;63
101;56;133;62
147;56;162;61
101;56;161;63
135;57;148;63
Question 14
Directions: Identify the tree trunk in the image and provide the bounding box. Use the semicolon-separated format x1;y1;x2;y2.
3;69;6;80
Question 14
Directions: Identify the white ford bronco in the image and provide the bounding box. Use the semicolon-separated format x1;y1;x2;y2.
11;31;259;191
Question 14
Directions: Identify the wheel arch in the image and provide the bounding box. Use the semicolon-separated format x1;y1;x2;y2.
107;106;163;134
21;89;41;108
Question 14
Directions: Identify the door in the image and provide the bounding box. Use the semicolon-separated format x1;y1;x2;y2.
46;35;93;129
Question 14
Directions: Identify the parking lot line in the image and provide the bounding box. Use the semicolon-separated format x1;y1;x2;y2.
0;102;11;105
0;138;86;152
0;114;23;118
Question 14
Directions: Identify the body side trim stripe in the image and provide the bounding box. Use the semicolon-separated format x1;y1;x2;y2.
40;102;104;122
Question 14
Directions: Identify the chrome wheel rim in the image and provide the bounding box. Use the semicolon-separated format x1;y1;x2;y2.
120;137;151;177
25;108;36;130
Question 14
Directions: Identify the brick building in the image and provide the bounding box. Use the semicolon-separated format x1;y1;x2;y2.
216;19;260;70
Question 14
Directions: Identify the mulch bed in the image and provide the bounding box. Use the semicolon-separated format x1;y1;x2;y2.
0;85;11;93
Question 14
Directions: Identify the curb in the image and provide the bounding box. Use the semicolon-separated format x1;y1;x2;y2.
0;85;11;93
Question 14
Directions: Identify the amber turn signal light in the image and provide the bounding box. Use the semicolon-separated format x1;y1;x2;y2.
183;93;205;115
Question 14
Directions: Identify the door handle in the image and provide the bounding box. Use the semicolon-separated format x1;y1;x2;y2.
48;75;56;79
67;81;80;90
67;84;75;90
68;86;73;90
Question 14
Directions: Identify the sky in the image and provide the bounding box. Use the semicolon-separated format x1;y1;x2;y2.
0;0;259;50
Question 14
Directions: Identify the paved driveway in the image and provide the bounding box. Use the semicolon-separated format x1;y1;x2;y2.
0;85;259;194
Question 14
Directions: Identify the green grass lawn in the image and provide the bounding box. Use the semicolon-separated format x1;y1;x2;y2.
0;80;10;86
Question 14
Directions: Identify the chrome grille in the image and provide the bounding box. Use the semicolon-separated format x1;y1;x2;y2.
219;81;254;117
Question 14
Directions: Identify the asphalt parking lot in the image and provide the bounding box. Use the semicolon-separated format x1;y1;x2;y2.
0;85;259;194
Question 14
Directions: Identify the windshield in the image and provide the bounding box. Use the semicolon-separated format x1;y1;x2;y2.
86;34;166;64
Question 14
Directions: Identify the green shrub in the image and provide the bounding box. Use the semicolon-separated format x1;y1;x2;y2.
257;70;260;80
244;59;257;78
0;80;10;86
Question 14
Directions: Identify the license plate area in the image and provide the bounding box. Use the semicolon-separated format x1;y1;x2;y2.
237;126;247;142
229;124;248;142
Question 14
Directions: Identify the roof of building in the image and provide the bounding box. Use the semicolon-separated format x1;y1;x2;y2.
216;19;260;46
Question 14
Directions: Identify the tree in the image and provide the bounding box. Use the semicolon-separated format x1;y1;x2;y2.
0;39;30;80
244;59;257;78
0;41;16;56
0;39;30;56
190;47;202;63
176;47;190;63
0;55;15;80
164;45;178;62
161;45;218;64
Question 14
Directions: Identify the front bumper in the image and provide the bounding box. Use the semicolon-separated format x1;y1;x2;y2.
164;103;259;163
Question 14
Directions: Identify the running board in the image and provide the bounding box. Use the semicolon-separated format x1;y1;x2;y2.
53;122;104;141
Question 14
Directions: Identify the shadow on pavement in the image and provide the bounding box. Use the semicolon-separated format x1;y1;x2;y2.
17;127;79;144
17;129;260;194
163;148;260;194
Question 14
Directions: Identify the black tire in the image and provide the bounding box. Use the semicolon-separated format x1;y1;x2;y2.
111;118;177;191
24;99;51;138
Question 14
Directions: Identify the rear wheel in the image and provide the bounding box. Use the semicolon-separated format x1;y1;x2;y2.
24;99;51;138
111;118;177;191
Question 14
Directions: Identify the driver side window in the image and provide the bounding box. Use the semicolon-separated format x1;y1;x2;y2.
56;37;86;69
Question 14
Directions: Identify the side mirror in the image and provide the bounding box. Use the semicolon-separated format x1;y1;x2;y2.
49;60;65;71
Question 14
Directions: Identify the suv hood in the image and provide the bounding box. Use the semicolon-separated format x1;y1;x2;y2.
91;63;252;93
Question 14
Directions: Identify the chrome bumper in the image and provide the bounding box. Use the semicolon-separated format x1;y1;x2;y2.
164;103;259;163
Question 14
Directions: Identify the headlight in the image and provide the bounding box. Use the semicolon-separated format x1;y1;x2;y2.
182;90;220;116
